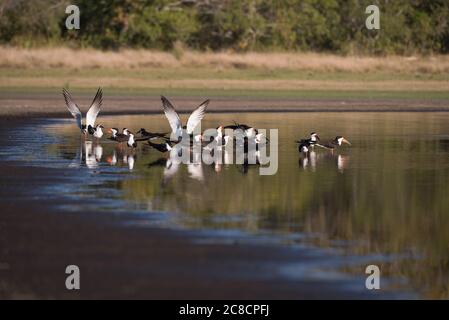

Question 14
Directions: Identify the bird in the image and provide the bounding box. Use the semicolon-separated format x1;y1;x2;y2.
136;128;169;141
224;121;258;138
214;126;231;147
62;87;103;136
108;128;129;143
93;124;104;139
147;141;173;153
255;133;269;145
316;136;351;151
297;132;320;148
161;96;209;142
297;140;312;154
126;132;137;148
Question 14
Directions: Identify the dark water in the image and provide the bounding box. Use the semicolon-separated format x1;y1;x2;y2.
7;112;449;298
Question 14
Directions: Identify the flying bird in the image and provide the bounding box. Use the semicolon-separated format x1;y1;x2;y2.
161;96;209;142
62;88;103;136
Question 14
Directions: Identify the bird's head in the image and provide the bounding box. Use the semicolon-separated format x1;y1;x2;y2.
335;136;351;146
310;132;320;141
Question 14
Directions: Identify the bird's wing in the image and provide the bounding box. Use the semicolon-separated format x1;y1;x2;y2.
135;136;150;142
86;88;103;127
224;125;239;130
161;96;182;134
62;88;83;129
186;99;209;134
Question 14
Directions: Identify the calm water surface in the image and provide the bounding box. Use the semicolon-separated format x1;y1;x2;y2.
8;112;449;298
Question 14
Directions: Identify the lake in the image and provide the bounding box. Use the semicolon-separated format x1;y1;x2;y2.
6;112;449;298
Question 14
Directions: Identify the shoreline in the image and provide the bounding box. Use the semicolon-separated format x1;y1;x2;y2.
1;94;449;119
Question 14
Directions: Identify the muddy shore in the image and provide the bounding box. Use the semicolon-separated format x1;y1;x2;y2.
1;93;449;119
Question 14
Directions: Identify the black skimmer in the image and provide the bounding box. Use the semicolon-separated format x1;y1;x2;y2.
211;126;231;147
93;124;104;139
297;132;320;148
62;88;103;136
136;128;169;141
317;136;351;151
238;133;267;154
161;96;209;142
255;133;269;145
108;128;129;143
126;132;137;148
297;141;311;154
224;121;258;138
147;141;173;153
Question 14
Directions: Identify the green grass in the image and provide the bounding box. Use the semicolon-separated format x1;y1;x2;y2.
2;86;449;101
2;67;449;82
1;66;449;101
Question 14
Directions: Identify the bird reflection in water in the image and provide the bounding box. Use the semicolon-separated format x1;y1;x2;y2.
67;141;136;171
299;150;350;173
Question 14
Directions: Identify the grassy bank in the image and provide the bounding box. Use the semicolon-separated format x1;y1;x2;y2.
1;47;449;100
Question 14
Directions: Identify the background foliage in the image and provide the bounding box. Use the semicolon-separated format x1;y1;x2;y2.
0;0;448;54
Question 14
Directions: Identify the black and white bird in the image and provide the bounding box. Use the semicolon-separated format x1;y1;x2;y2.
297;140;312;154
136;128;169;141
224;121;258;138
316;136;351;151
93;124;104;139
161;96;209;142
109;128;129;143
215;126;231;147
297;132;320;148
62;88;103;136
126;132;137;148
147;141;173;153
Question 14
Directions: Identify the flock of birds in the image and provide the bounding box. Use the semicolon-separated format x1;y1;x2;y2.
62;88;351;159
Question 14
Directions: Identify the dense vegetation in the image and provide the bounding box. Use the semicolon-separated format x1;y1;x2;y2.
0;0;448;54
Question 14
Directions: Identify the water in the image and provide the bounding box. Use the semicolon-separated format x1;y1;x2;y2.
8;112;449;298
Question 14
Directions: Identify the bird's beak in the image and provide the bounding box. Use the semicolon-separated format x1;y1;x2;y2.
342;138;351;145
107;128;112;133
